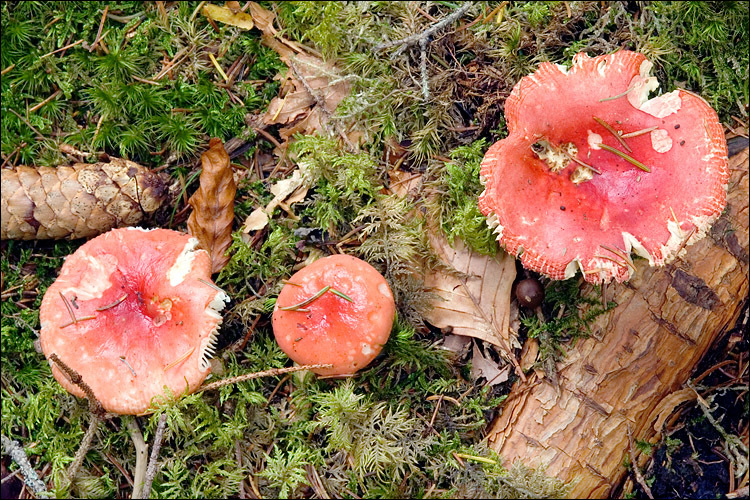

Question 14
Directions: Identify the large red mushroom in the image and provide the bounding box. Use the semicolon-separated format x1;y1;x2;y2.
272;254;396;377
39;227;229;414
478;50;729;283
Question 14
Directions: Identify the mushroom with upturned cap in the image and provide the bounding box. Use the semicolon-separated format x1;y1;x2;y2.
272;254;396;377
478;51;729;283
39;227;229;415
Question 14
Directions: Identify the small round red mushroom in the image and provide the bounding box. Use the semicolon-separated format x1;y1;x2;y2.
272;254;396;377
478;51;729;283
39;227;229;414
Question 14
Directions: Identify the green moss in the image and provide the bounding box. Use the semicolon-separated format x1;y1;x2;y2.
426;138;499;255
1;1;279;166
521;279;614;379
5;2;744;498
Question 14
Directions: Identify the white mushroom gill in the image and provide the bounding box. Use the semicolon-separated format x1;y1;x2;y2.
199;289;230;371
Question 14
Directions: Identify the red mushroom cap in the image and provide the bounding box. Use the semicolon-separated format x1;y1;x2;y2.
478;51;729;283
39;228;229;414
272;254;395;377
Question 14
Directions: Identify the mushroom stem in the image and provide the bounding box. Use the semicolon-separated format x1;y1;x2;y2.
592;116;632;152
597;144;652;172
126;417;149;500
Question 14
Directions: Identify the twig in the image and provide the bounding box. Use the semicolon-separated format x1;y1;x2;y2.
419;36;429;100
1;435;48;497
127;417;149;500
598;143;651;172
1;141;26;169
306;463;329;499
29;90;62;114
141;413;168;499
67;414;102;484
8;108;45;138
689;382;749;480
374;2;473;54
288;58;330;117
40;39;84;59
198;364;333;392
727;486;749;499
593;116;632;152
287;57;358;149
90;6;109;52
374;2;473;100
627;425;654;499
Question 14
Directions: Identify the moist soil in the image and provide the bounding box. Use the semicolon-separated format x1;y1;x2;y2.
629;300;749;499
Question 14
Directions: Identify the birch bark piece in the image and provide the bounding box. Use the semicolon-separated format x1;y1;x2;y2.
486;143;748;498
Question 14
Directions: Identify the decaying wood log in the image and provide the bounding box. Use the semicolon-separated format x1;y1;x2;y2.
486;139;748;498
1;159;169;240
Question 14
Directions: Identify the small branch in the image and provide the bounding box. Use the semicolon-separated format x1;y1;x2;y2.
374;2;474;55
627;425;654;499
198;364;333;392
90;6;109;52
29;90;62;114
39;39;84;59
419;36;429;100
374;2;473;101
67;414;102;484
1;435;48;497
127;417;149;500
141;413;168;499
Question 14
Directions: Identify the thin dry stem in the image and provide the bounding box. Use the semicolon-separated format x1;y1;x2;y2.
198;364;333;392
142;413;168;499
627;425;654;499
67;414;102;485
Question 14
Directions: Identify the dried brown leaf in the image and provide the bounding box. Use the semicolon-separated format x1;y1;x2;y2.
423;228;518;351
241;167;308;233
187;138;236;274
261;53;351;142
470;343;511;386
246;1;277;35
1;159;168;240
202;3;254;30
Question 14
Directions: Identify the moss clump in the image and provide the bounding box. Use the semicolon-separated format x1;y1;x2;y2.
1;1;279;166
425;138;499;256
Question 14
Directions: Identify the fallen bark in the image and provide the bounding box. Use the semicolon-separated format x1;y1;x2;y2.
486;139;748;498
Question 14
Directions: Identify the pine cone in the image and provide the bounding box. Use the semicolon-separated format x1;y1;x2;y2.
1;158;169;240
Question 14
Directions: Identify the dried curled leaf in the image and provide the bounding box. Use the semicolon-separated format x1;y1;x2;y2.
202;3;254;30
187;138;236;274
1;158;168;240
423;231;518;351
